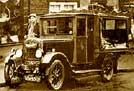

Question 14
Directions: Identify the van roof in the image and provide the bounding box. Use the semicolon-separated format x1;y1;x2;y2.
39;9;129;19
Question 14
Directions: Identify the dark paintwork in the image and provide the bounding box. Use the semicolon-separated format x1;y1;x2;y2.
43;39;74;63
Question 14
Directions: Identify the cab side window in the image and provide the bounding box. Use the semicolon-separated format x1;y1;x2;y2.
42;18;73;35
77;18;85;36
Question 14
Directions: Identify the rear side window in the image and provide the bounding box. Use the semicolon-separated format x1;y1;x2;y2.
101;19;127;44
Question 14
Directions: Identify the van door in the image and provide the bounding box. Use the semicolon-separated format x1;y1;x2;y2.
76;16;87;64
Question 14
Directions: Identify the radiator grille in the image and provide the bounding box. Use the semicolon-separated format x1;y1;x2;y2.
26;48;36;58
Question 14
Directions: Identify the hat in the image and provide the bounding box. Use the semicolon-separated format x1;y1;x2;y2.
29;13;37;17
0;0;8;3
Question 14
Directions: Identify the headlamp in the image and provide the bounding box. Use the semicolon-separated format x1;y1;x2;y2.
35;49;42;58
15;49;23;57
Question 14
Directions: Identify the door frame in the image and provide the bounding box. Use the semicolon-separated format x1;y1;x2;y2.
72;15;88;64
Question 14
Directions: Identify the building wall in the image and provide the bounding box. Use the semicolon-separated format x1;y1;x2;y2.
49;2;78;13
24;0;80;15
23;0;80;29
90;0;107;6
24;0;48;15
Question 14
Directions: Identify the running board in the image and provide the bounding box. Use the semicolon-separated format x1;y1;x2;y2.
72;69;102;74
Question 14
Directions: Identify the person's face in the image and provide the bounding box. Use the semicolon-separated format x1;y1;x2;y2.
30;16;36;22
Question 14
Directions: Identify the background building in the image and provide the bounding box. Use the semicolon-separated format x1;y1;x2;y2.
0;0;24;44
80;0;119;11
24;0;80;28
119;0;134;37
119;0;134;17
24;0;80;15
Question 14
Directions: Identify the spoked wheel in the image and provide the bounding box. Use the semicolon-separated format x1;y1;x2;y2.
4;62;15;85
47;59;65;90
4;61;22;87
101;59;113;82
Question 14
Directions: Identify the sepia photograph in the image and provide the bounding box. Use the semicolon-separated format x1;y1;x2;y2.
0;0;134;91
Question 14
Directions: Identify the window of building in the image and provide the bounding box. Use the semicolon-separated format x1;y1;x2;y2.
64;5;74;10
49;2;78;13
49;5;61;13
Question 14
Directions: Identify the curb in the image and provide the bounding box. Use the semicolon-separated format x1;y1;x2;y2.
0;83;6;87
118;69;134;73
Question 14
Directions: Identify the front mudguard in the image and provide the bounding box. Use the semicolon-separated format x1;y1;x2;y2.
5;52;15;64
4;52;23;73
41;52;72;77
41;52;70;64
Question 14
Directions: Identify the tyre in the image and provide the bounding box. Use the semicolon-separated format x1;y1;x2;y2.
101;58;113;82
4;62;15;85
46;59;65;90
4;62;22;87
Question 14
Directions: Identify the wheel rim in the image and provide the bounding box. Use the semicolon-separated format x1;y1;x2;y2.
102;61;113;81
48;60;65;90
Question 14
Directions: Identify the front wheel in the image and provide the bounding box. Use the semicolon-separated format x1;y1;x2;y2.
46;59;65;90
4;62;22;87
101;59;113;82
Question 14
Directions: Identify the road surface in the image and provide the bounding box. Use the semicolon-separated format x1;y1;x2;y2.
0;54;134;91
0;72;134;91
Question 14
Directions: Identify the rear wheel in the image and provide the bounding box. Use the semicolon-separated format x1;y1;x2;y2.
101;57;113;82
47;59;65;90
